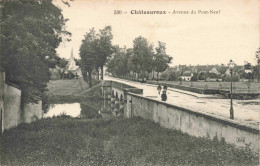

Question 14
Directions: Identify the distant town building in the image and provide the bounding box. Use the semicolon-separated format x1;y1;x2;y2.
209;67;219;75
181;71;193;81
65;48;82;78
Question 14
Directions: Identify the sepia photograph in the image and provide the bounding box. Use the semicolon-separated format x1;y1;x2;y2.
0;0;259;165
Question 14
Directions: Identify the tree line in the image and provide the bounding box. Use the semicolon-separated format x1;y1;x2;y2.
0;0;71;104
79;28;173;86
106;37;172;82
79;26;113;87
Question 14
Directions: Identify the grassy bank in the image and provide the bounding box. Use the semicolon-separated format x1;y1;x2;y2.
0;117;258;166
47;78;89;96
45;78;101;103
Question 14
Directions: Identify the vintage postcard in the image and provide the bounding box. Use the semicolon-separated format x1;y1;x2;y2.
0;0;259;165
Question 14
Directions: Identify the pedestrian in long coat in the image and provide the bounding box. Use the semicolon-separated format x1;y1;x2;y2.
161;90;167;101
157;85;162;94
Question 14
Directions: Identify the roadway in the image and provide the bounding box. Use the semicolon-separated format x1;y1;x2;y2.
104;76;259;128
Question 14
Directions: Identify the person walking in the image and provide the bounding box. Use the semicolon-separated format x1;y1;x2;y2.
161;90;167;101
157;84;162;94
163;84;168;91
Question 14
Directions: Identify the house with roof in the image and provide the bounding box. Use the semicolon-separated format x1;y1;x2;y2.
209;67;220;75
180;71;193;81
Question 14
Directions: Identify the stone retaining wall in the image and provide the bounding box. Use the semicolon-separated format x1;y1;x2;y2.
0;71;43;133
125;92;259;153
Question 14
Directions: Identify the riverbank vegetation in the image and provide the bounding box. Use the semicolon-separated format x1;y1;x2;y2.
0;0;71;104
0;116;258;166
80;26;113;87
43;78;101;106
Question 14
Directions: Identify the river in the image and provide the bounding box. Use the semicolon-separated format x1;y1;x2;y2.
44;99;124;119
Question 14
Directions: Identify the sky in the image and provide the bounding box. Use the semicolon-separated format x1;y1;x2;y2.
55;0;259;66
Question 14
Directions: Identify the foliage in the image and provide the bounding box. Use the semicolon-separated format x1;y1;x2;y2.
253;65;260;81
74;58;80;66
153;41;172;78
95;26;113;73
80;26;113;86
242;72;254;80
0;117;258;165
63;71;76;79
132;36;154;80
222;73;240;82
160;67;179;81
191;72;198;81
218;65;228;75
106;46;131;77
198;72;206;80
0;0;71;104
206;72;220;79
255;47;260;65
80;28;98;87
254;48;260;81
106;37;172;81
244;62;252;70
57;58;69;68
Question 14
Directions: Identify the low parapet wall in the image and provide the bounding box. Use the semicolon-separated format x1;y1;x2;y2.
101;80;143;100
147;81;219;94
219;90;260;100
148;80;260;99
125;92;259;153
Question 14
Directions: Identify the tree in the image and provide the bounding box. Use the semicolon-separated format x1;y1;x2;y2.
75;58;80;66
207;72;218;79
107;46;123;76
191;72;198;81
96;26;113;80
106;46;131;78
56;58;68;79
132;36;154;81
0;0;71;104
242;62;254;80
125;48;133;78
80;26;113;85
253;48;260;81
154;41;172;81
79;28;97;87
198;72;206;81
244;62;252;70
223;73;240;82
255;47;260;65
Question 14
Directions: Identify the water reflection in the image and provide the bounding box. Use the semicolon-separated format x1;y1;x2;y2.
80;103;101;119
44;103;81;118
44;99;123;119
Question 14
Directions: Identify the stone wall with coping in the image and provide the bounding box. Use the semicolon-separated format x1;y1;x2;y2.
0;71;43;133
126;92;259;153
101;80;143;100
101;79;259;152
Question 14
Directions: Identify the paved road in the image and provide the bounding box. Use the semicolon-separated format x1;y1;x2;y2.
105;76;259;128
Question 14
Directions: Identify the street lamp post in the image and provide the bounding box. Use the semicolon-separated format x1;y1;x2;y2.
228;59;235;119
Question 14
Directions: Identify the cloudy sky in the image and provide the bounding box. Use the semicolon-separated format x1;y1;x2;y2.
55;0;259;66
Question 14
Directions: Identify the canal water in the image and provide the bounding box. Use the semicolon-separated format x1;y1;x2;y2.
44;99;124;119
